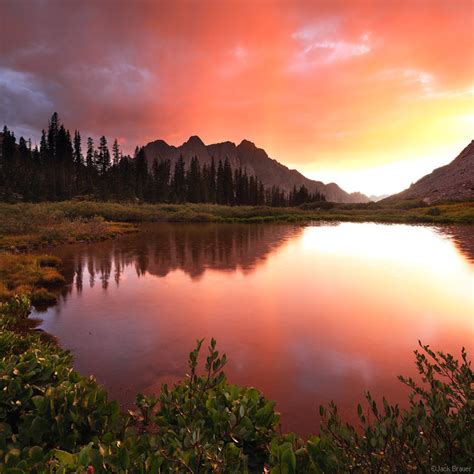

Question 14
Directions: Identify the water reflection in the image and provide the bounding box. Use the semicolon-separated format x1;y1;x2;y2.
435;225;474;263
34;223;474;435
54;224;302;296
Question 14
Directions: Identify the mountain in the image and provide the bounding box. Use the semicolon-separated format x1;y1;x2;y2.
143;136;370;203
386;140;474;203
369;194;389;202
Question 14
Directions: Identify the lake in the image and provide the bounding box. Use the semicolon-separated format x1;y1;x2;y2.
33;222;474;435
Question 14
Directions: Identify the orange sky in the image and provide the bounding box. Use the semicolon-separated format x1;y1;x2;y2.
1;0;473;195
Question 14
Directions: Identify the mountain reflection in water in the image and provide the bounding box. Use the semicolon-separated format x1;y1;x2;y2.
34;223;474;435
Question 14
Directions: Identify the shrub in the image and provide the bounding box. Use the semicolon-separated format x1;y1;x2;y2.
30;288;57;306
37;267;66;287
154;338;280;472
135;393;158;426
315;342;473;472
37;255;61;268
0;294;31;320
299;201;335;211
426;206;442;216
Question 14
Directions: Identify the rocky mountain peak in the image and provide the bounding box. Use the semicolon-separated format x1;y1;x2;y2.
143;136;370;203
238;139;257;149
184;135;206;147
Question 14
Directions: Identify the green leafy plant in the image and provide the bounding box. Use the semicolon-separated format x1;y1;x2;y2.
317;341;473;472
135;393;159;426
154;337;280;472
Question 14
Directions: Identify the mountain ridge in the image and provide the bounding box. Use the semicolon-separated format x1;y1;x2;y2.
385;140;474;203
143;136;370;203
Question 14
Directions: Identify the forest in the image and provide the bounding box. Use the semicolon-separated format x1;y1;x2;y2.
0;113;325;207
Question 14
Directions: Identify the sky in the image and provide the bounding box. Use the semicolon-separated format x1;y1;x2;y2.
1;0;473;196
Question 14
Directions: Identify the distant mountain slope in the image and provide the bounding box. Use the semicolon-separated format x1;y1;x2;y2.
387;140;474;203
143;136;370;203
369;194;389;202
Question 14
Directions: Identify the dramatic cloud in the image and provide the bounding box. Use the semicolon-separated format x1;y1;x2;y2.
1;0;473;194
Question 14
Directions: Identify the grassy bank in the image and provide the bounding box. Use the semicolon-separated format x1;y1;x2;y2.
0;253;66;306
0;203;136;251
0;296;471;472
0;199;473;251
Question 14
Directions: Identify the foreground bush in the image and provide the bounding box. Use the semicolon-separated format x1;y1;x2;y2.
0;297;472;472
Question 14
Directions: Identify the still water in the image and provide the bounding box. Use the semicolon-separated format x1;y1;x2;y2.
33;222;474;435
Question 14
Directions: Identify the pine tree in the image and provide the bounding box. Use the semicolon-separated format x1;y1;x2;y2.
86;138;94;169
134;147;148;200
223;158;234;205
208;158;217;203
47;112;59;161
216;160;225;204
155;159;170;202
85;137;96;194
73;130;83;194
54;125;74;199
112;139;120;166
186;156;202;203
97;136;111;175
172;155;186;203
73;131;83;166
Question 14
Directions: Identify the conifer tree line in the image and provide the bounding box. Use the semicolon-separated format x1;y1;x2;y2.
0;113;326;205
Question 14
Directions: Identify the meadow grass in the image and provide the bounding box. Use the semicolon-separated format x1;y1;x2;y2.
1;199;473;224
0;253;65;304
0;200;472;252
0;202;136;250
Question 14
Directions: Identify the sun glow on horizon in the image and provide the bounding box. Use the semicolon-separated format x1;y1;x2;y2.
300;146;469;196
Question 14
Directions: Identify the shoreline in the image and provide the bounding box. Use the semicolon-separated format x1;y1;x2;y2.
0;199;472;252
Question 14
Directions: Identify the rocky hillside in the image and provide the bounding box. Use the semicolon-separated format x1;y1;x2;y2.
143;136;369;203
387;140;474;203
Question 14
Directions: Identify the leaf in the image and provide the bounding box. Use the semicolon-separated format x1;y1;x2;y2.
281;447;296;474
119;447;130;468
51;449;75;467
30;416;49;443
78;444;94;465
28;446;44;462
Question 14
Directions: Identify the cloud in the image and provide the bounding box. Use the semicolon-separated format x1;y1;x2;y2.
377;68;435;94
303;39;371;62
426;86;474;100
0;67;53;134
65;61;155;101
218;44;253;78
290;20;372;71
291;17;340;43
377;69;474;101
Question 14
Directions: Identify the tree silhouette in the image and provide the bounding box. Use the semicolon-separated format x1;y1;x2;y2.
0;112;326;206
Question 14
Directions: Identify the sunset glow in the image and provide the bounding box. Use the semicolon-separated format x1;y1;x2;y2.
1;0;473;195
